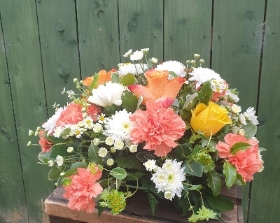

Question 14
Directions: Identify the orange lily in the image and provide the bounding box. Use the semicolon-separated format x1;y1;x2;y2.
83;68;116;87
128;69;185;105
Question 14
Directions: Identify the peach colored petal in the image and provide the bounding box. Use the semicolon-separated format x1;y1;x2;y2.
129;69;185;105
216;141;230;158
83;77;93;87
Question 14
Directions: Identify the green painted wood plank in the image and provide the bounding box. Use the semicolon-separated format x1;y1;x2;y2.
77;0;120;78
164;0;212;66
211;2;266;222
0;0;52;222
118;0;163;62
0;15;29;223
212;1;265;108
36;0;80;114
248;1;280;222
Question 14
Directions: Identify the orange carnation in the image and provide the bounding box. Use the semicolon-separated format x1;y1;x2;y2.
128;69;185;105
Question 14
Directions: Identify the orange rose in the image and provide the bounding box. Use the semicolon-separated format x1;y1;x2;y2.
190;102;232;137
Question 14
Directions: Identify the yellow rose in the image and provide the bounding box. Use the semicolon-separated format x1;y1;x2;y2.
190;102;232;137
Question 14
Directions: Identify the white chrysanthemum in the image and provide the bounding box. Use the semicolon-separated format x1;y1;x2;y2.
151;159;185;200
105;137;114;146
118;63;148;76
244;107;259;125
226;90;240;102
93;123;103;133
144;160;157;172
83;117;94;129
239;113;247;125
231;104;241;113
129;144;138;153
189;67;221;88
88;82;125;107
67;147;74;153
114;140;124;150
104;110;133;142
123;49;132;58
130;50;144;61
56;155;64;166
98;147;108;157
42;107;64;135
156;60;186;77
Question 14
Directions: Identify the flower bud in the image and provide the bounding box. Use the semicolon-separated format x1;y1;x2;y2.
67;147;74;153
28;130;34;136
73;78;78;83
194;54;200;59
106;158;114;166
151;57;158;64
199;59;205;64
27;141;32;146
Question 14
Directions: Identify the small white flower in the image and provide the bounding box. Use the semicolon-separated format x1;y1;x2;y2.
106;158;114;166
129;144;138;153
105;137;114;146
164;191;173;200
66;90;75;99
114;140;124;150
118;63;147;76
239;113;247;125
123;49;132;58
28;129;34;136
189;67;221;88
226;90;240;102
92;138;100;146
151;57;158;64
113;99;122;106
53;126;64;138
98;113;106;124
238;129;245;136
98;147;108;158
48;160;54;167
210;79;228;93
67;147;74;153
232;104;242;113
69;125;84;138
56;155;64;166
93;123;103;133
144;160;157;172
83;117;94;129
88;82;125;107
244;107;259;125
156;60;186;77
141;48;149;53
130;50;144;61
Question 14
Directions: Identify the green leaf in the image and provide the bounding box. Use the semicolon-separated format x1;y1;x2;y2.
204;194;234;212
230;142;251;155
38;152;51;163
48;166;62;180
189;184;203;191
110;167;127;180
174;143;191;158
183;160;203;177
223;161;237;188
88;143;104;165
197;81;213;105
183;92;199;111
242;124;257;139
188;145;203;158
126;172;144;181
207;170;221;196
120;73;136;86
234;173;246;186
115;156;142;170
111;72;120;83
50;145;70;158
63;162;87;177
121;90;138;112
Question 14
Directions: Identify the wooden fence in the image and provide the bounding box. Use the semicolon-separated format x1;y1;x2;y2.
0;0;279;222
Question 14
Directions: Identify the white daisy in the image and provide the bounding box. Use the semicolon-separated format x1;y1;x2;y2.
244;107;259;125
144;160;157;172
156;60;186;78
83;116;94;129
189;67;221;88
226;90;240;103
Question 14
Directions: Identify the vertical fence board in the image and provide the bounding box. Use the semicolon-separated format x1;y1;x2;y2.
164;0;212;66
0;15;29;223
118;0;163;62
248;1;280;222
211;2;265;221
77;0;120;78
0;0;51;222
212;1;265;107
36;0;80;113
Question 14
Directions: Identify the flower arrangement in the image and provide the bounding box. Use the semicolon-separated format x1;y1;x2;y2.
28;48;264;222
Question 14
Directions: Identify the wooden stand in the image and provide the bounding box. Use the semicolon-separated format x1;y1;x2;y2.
45;186;243;223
